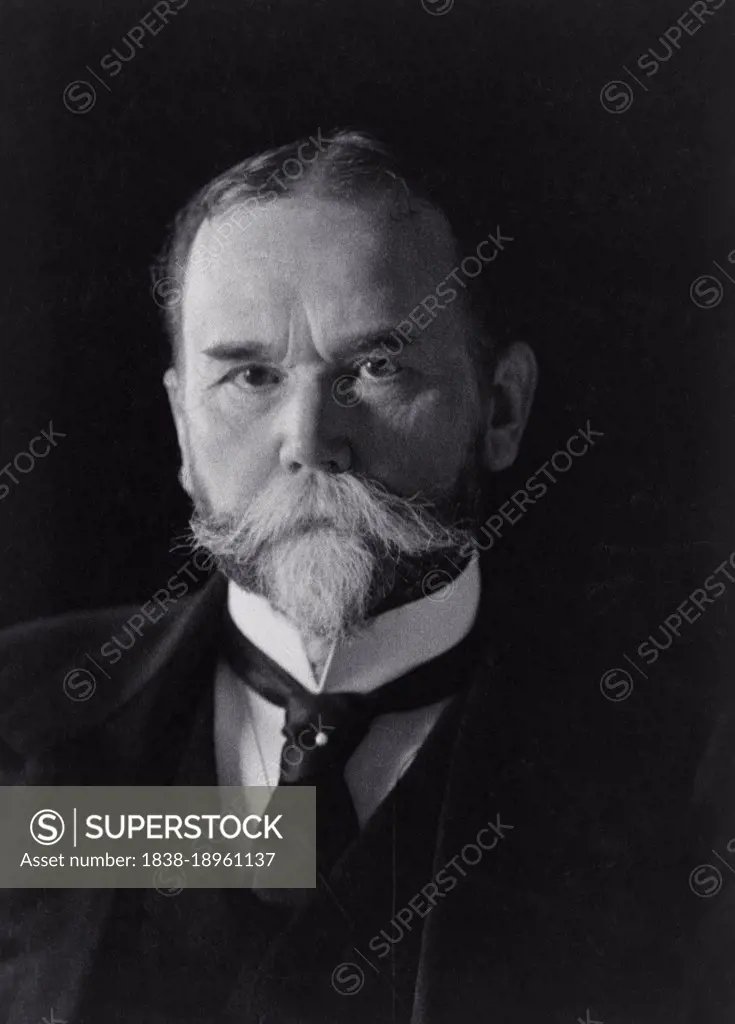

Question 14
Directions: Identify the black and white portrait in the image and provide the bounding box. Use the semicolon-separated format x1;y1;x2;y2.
0;1;733;1021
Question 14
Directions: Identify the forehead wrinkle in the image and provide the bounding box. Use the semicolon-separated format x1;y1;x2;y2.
283;295;320;365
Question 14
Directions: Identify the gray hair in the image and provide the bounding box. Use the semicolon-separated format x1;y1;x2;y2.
152;127;497;383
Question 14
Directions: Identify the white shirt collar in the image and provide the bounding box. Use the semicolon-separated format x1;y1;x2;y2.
226;552;481;696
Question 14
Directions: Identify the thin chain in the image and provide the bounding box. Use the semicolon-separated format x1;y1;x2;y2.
241;681;278;789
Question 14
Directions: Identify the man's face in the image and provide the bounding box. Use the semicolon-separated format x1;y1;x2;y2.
171;195;482;511
165;194;533;640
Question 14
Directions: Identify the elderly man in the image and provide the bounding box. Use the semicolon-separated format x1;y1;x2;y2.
0;130;722;1023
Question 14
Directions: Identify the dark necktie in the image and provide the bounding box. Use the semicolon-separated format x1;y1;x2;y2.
220;609;485;897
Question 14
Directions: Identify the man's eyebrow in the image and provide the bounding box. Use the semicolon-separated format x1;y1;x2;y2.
202;326;421;363
203;342;275;362
344;327;421;356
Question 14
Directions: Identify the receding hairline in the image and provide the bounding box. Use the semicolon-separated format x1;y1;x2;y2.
192;188;460;273
155;128;497;384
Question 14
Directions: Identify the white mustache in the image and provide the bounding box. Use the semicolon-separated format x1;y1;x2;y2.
191;471;472;561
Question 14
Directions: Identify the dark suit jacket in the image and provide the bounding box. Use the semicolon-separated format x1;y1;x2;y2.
0;569;731;1023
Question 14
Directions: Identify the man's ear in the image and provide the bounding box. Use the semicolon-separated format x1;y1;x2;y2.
163;366;193;494
483;342;538;471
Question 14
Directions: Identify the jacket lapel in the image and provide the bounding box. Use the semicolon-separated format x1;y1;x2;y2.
412;627;705;1023
0;575;229;1024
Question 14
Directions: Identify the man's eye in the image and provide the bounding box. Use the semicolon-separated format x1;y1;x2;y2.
357;355;403;381
228;365;281;388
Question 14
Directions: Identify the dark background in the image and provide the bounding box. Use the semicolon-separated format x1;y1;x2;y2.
0;0;732;637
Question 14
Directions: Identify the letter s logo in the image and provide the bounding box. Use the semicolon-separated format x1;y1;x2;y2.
599;80;634;114
30;809;65;845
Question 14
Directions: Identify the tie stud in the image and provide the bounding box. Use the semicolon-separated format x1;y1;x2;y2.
314;731;329;747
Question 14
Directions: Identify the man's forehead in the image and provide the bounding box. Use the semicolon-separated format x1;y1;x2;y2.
181;195;461;343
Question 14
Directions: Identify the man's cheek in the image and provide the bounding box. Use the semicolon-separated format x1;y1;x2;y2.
384;385;446;431
188;433;270;512
186;401;262;460
370;390;467;487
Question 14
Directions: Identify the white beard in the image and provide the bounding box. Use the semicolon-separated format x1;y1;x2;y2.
187;455;481;647
256;528;377;645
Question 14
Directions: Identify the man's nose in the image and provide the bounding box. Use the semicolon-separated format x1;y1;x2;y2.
277;375;353;475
